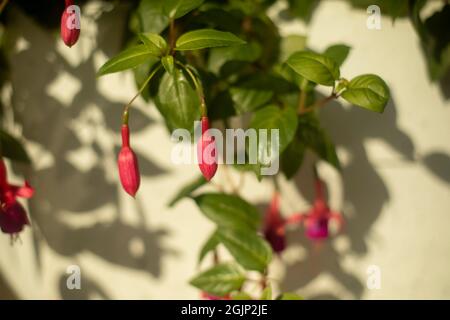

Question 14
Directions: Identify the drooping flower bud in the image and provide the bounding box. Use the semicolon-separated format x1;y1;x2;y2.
197;116;217;181
60;0;80;47
118;125;140;197
263;192;286;254
0;202;29;235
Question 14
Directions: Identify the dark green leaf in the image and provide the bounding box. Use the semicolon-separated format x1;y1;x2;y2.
198;230;220;264
194;193;261;231
217;228;272;272
250;105;298;166
281;134;305;179
97;45;156;76
286;51;340;86
169;175;207;207
287;0;320;22
0;130;30;164
154;68;201;131
190;263;245;297
297;114;340;170
341;74;390;113
176;29;246;51
208;42;262;74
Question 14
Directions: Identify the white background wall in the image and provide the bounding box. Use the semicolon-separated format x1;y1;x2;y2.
0;0;449;299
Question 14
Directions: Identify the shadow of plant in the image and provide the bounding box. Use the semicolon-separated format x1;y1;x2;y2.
5;4;171;297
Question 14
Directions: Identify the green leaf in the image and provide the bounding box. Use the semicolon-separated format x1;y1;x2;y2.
276;292;303;300
190;263;245;297
164;0;204;19
161;55;175;74
135;0;169;34
281;134;305;179
297;114;340;170
133;57;159;102
198;230;220;264
230;88;273;114
287;0;320;22
249;105;298;166
0;130;30;164
341;74;390;113
176;29;246;51
97;45;156;76
139;32;167;56
217;228;272;272
260;285;272;300
154;68;201;131
231;292;253;300
208;42;262;74
324;44;351;67
169;175;207;207
194;193;261;231
286;51;340;86
279;34;307;62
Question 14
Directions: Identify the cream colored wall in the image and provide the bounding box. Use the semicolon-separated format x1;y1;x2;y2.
0;0;449;299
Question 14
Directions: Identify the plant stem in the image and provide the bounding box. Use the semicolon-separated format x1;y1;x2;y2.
298;92;337;115
169;19;176;54
122;64;162;125
297;89;306;113
178;62;207;116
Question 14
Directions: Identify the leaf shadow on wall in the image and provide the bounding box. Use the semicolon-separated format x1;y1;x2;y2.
280;98;415;299
6;4;173;298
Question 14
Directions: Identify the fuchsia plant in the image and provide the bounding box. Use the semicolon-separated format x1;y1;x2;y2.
0;159;34;239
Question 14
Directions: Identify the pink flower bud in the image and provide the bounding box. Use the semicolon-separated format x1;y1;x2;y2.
197;116;217;181
263;192;286;253
60;0;80;47
0;202;29;235
118;125;140;197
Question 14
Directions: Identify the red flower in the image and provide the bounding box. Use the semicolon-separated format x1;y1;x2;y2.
197;116;217;181
60;0;81;47
284;176;343;242
118;124;140;197
0;159;34;237
263;192;286;253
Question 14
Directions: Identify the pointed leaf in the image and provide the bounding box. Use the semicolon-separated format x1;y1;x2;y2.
217;228;272;272
97;45;156;76
286;51;340;86
190;263;245;297
0;130;30;164
139;32;167;56
194;193;261;231
176;29;245;51
198;230;220;264
154;68;201;131
324;44;351;67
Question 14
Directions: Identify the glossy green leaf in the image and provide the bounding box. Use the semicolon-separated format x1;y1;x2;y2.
97;45;156;76
250;105;298;166
208;42;262;74
198;230;220;264
286;51;340;86
154;68;201;131
190;263;245;297
0;130;30;164
194;193;261;231
169;175;207;207
341;74;390;113
161;55;175;74
324;44;351;67
217;228;272;272
176;29;245;51
139;32;167;56
164;0;204;19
